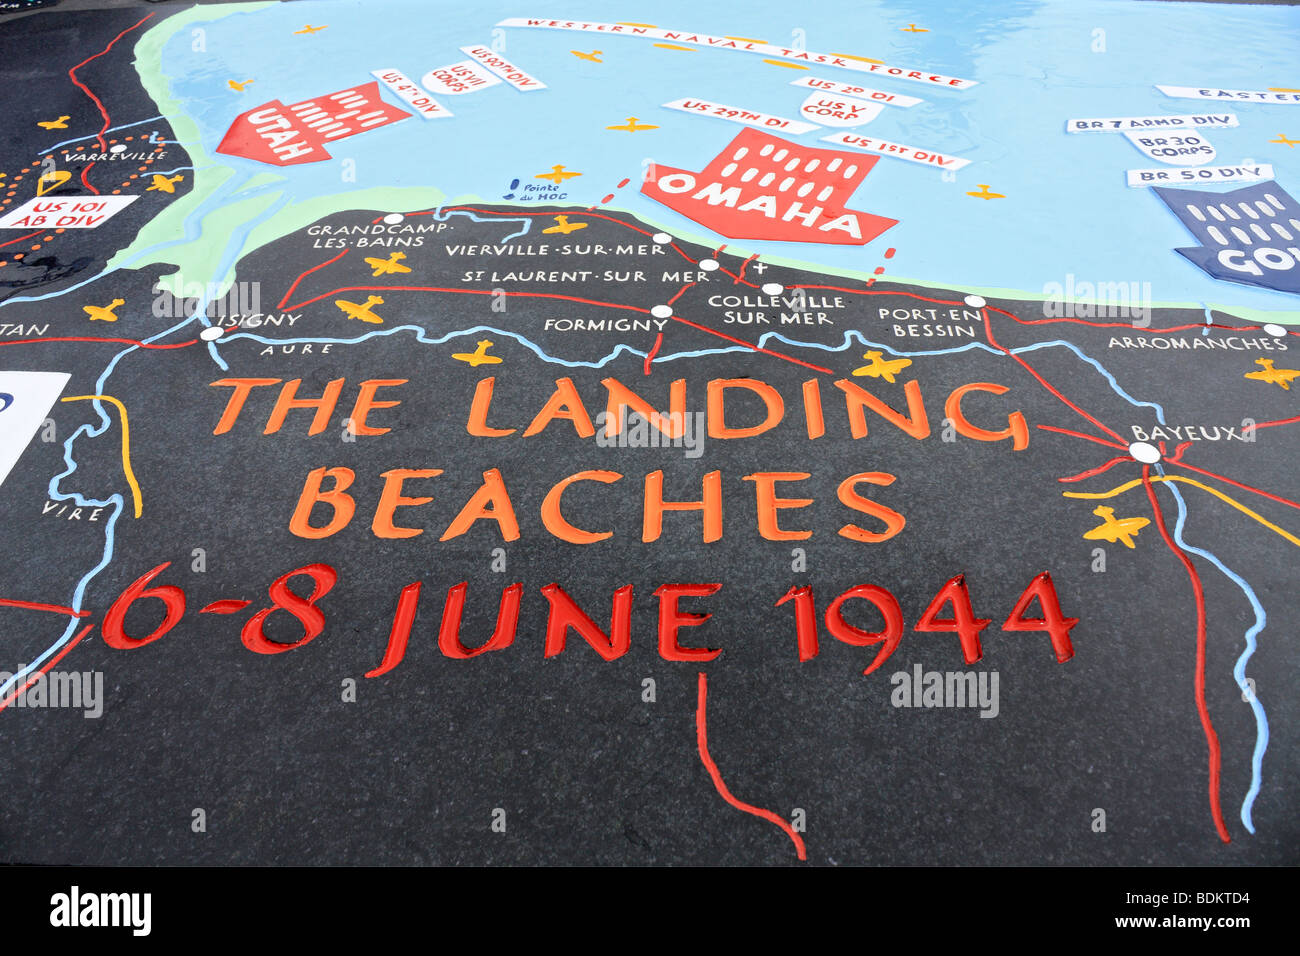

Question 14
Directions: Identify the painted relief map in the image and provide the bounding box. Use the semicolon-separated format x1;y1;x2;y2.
0;0;1296;882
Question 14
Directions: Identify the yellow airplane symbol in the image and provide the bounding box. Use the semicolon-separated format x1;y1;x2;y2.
227;79;255;92
967;184;1006;200
542;215;588;235
535;164;582;184
901;24;929;32
335;295;385;325
451;339;503;367
1244;357;1300;390
364;251;412;277
294;24;328;35
37;115;70;130
83;298;124;323
851;350;912;383
1268;134;1299;148
571;49;603;62
146;174;184;193
605;116;659;132
1083;506;1150;550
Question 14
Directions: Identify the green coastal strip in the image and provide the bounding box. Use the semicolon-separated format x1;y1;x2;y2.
118;5;1296;325
588;202;1300;326
116;2;445;297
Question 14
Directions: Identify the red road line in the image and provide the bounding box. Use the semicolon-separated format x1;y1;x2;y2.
0;230;43;250
279;248;348;309
1140;466;1231;844
987;303;1238;336
1006;353;1125;442
668;314;833;374
282;284;653;315
67;12;155;196
696;672;806;861
315;215;1289;472
398;207;1284;352
0;623;95;714
666;242;699;264
735;253;759;284
791;282;961;307
0;336;197;350
0;598;89;618
1167;441;1193;464
1166;459;1300;512
389;206;701;265
776;283;1252;337
643;332;663;376
1254;413;1300;431
402;205;657;238
983;307;1126;443
283;279;827;373
1058;456;1130;483
667;281;695;305
1034;424;1128;450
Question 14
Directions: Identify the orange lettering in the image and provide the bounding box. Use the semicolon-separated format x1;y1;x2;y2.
373;468;443;538
541;470;622;543
289;466;356;538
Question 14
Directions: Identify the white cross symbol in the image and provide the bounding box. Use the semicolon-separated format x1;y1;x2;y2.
752;261;767;274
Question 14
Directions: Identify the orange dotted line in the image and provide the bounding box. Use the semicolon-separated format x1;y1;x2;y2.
0;229;63;268
1;136;167;267
0;162;38;267
1;163;33;207
111;136;164;194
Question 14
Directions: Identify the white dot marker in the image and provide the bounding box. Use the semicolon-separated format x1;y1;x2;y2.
109;144;127;154
1263;323;1287;337
650;304;673;319
761;282;784;296
652;232;672;244
964;294;986;308
1128;441;1161;464
199;326;224;341
382;213;404;224
700;258;720;272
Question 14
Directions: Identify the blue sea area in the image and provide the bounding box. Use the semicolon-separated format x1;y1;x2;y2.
159;0;1300;314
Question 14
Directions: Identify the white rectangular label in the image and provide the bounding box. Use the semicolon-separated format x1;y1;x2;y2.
1125;163;1274;187
791;76;922;107
1067;113;1239;132
459;45;546;91
821;131;971;170
0;371;70;489
663;97;819;134
371;69;452;118
1157;85;1300;104
421;60;501;96
0;196;136;229
497;18;976;88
